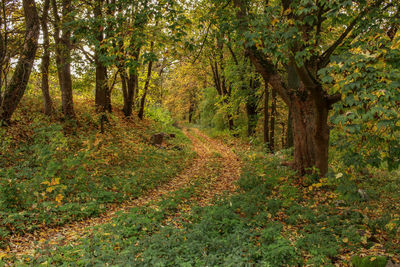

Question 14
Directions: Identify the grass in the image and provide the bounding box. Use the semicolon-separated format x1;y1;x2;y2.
0;94;195;248
11;142;399;266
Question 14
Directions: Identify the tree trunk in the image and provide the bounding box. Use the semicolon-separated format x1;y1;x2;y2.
0;13;5;104
263;82;269;144
52;0;75;119
188;103;194;123
138;53;154;120
269;89;277;152
291;93;329;176
94;0;111;113
40;0;52;116
286;109;293;148
246;80;258;137
233;0;333;176
0;0;40;123
121;71;136;117
281;122;285;148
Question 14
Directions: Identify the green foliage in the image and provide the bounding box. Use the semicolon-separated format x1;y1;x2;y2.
0;99;194;247
351;255;388;267
146;104;174;126
6;140;399;265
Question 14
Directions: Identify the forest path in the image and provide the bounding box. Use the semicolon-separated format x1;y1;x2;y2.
2;127;242;258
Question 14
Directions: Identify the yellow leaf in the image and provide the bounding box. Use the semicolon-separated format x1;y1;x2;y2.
51;177;60;185
370;257;376;261
56;194;64;205
41;181;50;185
46;186;55;193
342;237;349;243
284;8;292;15
271;18;279;26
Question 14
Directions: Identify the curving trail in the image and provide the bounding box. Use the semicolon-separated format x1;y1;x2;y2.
1;128;242;258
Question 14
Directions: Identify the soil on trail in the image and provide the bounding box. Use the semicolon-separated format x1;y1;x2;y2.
1;128;242;258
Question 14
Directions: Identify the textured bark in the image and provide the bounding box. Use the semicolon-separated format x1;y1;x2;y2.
286;109;293;148
52;0;75;119
94;0;111;113
290;90;329;176
263;82;270;144
40;0;52;115
0;0;40;122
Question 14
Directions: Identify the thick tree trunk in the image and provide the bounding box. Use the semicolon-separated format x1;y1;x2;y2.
269;89;277;152
234;0;333;176
94;0;111;113
40;0;52;116
0;0;40;123
291;94;329;176
263;83;269;144
52;0;75;119
286;109;293;148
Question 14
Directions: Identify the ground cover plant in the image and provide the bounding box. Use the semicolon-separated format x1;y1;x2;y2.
4;137;398;266
0;94;194;248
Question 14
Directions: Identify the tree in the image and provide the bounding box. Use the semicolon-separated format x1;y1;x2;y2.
93;0;111;113
232;0;396;176
52;0;75;119
0;0;40;123
40;0;53;116
138;41;155;120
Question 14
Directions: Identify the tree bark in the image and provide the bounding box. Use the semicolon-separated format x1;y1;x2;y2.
138;49;154;120
290;91;329;176
263;82;270;144
52;0;75;119
246;77;259;137
286;109;293;148
0;11;4;104
0;0;40;123
121;70;136;117
269;89;277;152
94;0;111;113
40;0;52;116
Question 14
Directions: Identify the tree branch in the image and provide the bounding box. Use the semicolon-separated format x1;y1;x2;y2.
318;0;384;69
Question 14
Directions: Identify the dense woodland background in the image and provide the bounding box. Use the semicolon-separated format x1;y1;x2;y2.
0;0;399;265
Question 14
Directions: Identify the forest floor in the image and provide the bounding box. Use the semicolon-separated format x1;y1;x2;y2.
0;127;242;261
1;96;399;266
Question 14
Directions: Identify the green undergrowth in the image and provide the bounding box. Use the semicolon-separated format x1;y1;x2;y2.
0;96;195;247
4;127;399;265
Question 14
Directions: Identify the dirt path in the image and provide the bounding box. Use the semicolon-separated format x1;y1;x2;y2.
1;128;242;258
